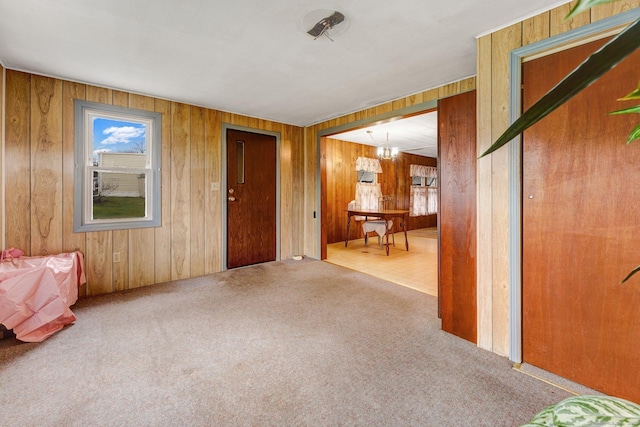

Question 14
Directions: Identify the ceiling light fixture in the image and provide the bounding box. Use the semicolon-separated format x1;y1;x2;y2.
304;10;346;41
368;131;399;161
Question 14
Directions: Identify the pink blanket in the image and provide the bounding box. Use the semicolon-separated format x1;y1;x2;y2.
0;251;86;342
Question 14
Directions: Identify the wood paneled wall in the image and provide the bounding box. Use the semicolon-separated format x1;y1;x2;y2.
3;70;304;296
304;78;476;258
324;137;436;244
476;0;640;356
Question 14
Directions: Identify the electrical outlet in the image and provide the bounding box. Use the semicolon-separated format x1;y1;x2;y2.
113;252;121;263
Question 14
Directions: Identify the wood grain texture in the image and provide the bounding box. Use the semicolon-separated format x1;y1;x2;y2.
280;125;294;260
86;231;113;295
438;90;477;344
190;106;206;276
30;76;63;256
476;35;494;351
523;12;551;46
5;71;32;254
490;23;522;357
550;1;590;36
154;98;172;284
171;103;191;279
590;0;640;21
128;94;156;288
204;109;222;274
523;38;640;403
62;82;86;255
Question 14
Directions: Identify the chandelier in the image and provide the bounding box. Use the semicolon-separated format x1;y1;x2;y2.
368;131;398;161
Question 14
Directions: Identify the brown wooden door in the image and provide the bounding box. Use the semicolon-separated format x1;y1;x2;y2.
438;90;477;343
522;38;640;402
226;129;277;269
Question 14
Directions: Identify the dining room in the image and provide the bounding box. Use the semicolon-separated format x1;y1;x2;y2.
321;111;439;296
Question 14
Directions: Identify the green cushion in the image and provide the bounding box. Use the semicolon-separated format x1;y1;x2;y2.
522;395;640;427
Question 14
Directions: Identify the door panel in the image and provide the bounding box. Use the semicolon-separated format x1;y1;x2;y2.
438;90;477;343
227;129;277;269
523;38;640;402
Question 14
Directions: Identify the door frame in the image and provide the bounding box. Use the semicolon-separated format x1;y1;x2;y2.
505;9;640;363
221;124;281;270
315;100;439;259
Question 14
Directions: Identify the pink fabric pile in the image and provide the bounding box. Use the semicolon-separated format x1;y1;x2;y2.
0;249;86;342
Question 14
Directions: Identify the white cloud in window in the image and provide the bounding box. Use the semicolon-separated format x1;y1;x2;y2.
100;126;145;145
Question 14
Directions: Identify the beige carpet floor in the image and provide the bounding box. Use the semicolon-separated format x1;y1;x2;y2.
0;259;571;426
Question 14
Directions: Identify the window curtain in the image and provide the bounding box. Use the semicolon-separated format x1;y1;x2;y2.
354;182;382;220
410;164;438;216
355;157;383;173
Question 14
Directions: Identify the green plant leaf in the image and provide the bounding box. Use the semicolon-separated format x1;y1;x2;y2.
618;82;640;100
621;264;640;283
481;16;640;157
566;0;619;19
626;124;640;143
609;105;640;115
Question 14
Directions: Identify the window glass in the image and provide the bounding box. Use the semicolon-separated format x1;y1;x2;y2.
74;100;161;232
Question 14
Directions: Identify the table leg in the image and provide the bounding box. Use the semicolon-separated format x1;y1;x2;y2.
345;215;351;247
403;216;409;251
385;220;390;256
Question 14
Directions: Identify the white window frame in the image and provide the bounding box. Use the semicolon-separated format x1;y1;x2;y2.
74;100;162;232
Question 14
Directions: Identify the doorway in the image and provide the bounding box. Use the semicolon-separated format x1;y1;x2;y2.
225;128;278;269
320;110;439;295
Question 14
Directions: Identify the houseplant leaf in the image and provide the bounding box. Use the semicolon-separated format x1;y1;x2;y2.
566;0;619;19
617;82;640;100
481;16;640;157
625;124;640;143
621;264;640;283
609;105;640;115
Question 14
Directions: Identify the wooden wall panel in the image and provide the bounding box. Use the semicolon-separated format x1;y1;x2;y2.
3;71;304;296
154;98;173;284
490;23;522;356
476;35;494;351
204;109;222;274
190;106;206;277
280;125;294;260
475;4;639;356
171;103;191;280
128;94;156;288
550;1;590;36
62;81;86;261
30;76;63;256
5;71;32;254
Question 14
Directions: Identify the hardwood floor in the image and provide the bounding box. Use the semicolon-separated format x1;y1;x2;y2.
325;228;438;296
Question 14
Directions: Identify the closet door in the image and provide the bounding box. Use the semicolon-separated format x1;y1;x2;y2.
522;38;640;402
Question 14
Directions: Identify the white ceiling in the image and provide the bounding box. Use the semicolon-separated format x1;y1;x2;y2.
331;112;439;158
0;1;571;144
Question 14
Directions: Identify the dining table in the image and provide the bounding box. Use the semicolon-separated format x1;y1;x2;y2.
344;209;410;255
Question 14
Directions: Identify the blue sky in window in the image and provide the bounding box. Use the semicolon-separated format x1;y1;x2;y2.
93;117;146;160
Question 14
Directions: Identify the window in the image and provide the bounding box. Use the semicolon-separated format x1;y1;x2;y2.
74;100;161;232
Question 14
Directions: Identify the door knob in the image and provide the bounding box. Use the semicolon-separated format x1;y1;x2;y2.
228;196;236;202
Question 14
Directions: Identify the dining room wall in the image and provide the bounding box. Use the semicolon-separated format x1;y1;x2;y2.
324;137;436;245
